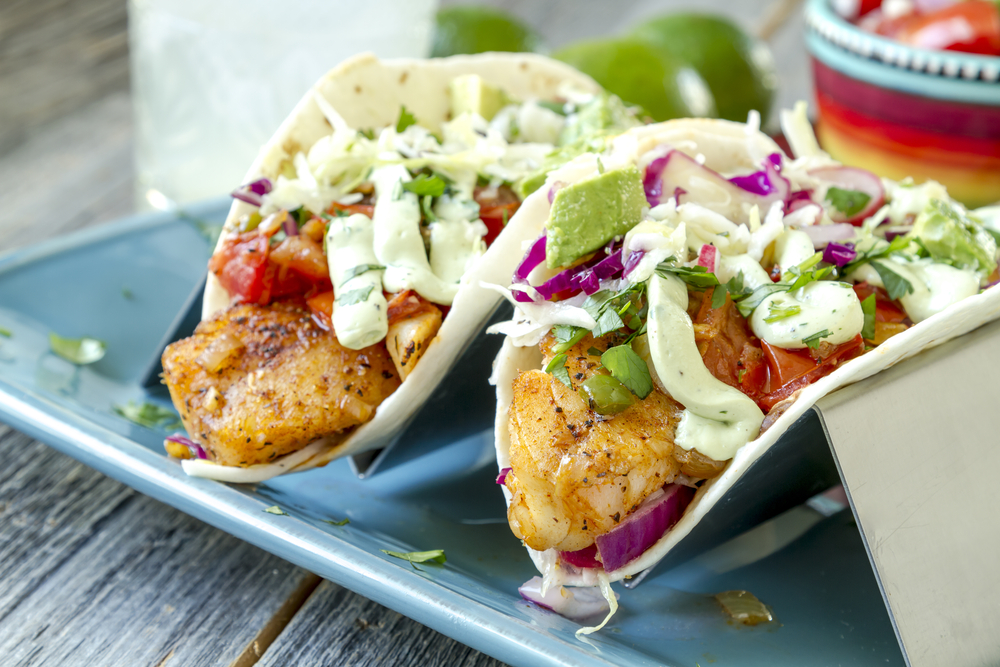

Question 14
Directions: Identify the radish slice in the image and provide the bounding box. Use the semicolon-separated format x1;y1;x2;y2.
697;244;718;273
809;166;885;225
518;576;614;619
800;222;858;248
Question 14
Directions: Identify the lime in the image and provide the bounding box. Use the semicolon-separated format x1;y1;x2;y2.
431;6;543;57
631;13;778;123
551;37;715;123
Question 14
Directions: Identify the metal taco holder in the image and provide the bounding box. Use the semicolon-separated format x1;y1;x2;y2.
625;316;1000;666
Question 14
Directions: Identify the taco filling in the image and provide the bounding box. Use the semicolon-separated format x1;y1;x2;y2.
162;72;642;474
492;103;999;603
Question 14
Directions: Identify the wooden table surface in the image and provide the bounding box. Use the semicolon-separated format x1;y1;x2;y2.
0;1;807;665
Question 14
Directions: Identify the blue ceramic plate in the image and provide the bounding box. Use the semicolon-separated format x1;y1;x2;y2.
0;201;904;666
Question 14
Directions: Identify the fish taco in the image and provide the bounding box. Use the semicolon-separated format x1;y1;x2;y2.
489;103;1000;629
160;52;648;482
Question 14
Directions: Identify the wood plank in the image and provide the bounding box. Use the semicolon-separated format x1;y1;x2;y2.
255;580;509;667
0;431;318;667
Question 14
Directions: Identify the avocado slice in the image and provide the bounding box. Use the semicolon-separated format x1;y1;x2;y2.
448;74;508;121
908;199;997;276
545;165;646;269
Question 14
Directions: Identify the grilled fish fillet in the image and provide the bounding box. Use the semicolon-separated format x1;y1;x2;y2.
162;300;399;467
505;333;687;553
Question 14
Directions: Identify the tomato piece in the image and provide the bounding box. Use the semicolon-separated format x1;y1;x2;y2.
693;288;768;399
761;342;818;390
895;1;1000;55
475;184;521;247
208;232;270;304
306;290;334;330
328;202;375;218
852;283;908;324
269;235;330;281
759;335;865;411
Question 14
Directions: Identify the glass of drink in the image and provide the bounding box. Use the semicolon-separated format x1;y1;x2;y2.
128;0;437;210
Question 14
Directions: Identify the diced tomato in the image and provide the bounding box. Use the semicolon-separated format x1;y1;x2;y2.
475;184;521;247
852;283;908;324
759;335;865;411
208;232;270;304
328;202;376;218
894;1;1000;55
693;289;769;400
306;290;334;330
269;235;330;281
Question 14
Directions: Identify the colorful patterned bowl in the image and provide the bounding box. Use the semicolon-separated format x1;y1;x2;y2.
804;0;1000;208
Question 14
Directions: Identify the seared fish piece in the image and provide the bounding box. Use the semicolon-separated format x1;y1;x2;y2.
162;300;399;467
505;334;685;554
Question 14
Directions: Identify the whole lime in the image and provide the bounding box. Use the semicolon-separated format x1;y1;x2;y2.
551;37;715;122
631;13;778;123
431;6;543;58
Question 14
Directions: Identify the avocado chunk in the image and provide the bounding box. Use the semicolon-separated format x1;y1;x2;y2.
448;74;508;121
908;199;997;276
545;165;645;269
514;131;614;199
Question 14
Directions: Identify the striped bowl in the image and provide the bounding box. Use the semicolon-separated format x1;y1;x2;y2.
804;0;1000;208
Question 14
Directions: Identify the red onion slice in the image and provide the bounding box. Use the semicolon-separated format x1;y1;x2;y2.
496;467;511;485
518;576;613;619
166;433;207;459
595;483;695;572
644;151;789;214
808;166;885;225
231;178;273;207
560;544;601;569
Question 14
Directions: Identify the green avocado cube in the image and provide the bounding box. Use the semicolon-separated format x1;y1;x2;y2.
448;74;508;121
545;165;646;269
909;199;997;276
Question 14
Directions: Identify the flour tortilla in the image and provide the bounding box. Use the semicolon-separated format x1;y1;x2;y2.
491;118;1000;584
184;52;600;482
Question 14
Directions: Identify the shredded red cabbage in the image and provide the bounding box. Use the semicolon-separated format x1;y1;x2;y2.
282;214;298;237
595;483;695;571
166;433;207;459
231;178;273;207
728;153;787;197
643;155;669;206
496;467;511;485
644;150;789;209
822;242;857;267
622;250;645;278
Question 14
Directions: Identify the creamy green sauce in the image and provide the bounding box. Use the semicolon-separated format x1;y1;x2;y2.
429;195;486;286
773;229;815;277
751;281;863;349
647;274;764;461
326;213;388;350
371;165;460;305
850;259;979;323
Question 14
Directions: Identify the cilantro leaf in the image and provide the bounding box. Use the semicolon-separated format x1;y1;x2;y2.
825;187;871;218
582;291;626;338
263;505;288;516
421;194;438;222
381;549;446;565
342;264;385;283
323;517;350;526
113;401;183;430
337;285;374;306
49;333;106;364
0;328;10;338
802;329;832;350
601;345;653;399
587;346;603;357
655;263;720;289
544;353;572;387
396;105;417;132
537;100;567;116
870;260;913;301
736;284;788;318
861;293;876;340
403;173;447;197
359;128;376;140
763;302;802;323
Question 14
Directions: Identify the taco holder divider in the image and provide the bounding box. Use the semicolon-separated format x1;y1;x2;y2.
629;316;1000;667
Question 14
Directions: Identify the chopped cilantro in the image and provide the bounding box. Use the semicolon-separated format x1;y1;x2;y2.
763;302;802;323
655;263;720;289
870;260;913;301
337;285;375;306
861;293;876;340
381;549;446;566
0;328;10;338
552;325;588;355
49;333;106;365
544;353;572;388
113;400;183;430
537;100;567;116
601;345;653;399
396;105;417;132
359;128;376;140
596;157;605;174
323;517;350;526
421;194;438;222
121;287;133;300
802;329;832;349
587;346;603;357
341;264;385;283
825;187;871;218
403;173;447;197
263;505;288;516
